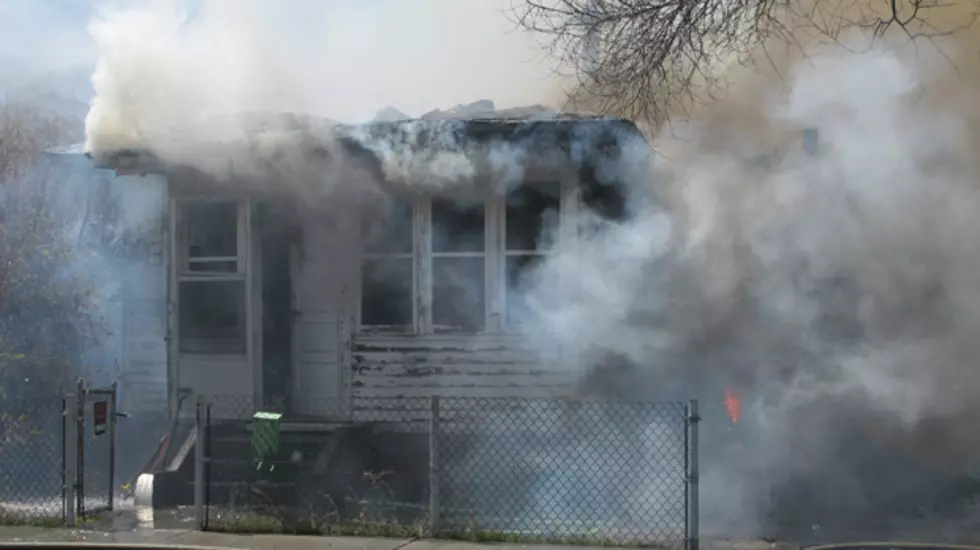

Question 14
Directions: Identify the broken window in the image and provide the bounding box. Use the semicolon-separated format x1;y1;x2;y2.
431;198;486;331
361;196;414;330
176;200;247;354
504;184;560;327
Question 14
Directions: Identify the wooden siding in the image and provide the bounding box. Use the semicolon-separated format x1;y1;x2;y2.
116;175;169;415
351;335;579;423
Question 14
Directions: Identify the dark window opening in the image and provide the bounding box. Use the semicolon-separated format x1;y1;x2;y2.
259;202;295;409
182;201;239;273
362;258;413;327
432;199;486;330
505;184;560;251
432;257;485;331
365;197;413;255
504;185;558;328
581;179;626;222
362;196;414;330
179;280;246;354
187;202;238;256
432;199;485;253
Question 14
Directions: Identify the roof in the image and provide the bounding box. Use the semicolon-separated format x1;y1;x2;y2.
87;111;652;199
337;114;645;168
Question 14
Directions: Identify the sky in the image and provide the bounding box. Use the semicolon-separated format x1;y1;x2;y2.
0;0;568;123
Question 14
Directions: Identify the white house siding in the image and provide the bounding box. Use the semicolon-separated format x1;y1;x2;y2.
47;153;169;416
113;175;169;415
119;260;168;414
350;337;578;424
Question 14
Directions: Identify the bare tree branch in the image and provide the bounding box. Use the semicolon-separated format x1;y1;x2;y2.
515;0;980;125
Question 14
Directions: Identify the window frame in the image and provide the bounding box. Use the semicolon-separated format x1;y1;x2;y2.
358;181;577;336
174;197;250;354
360;198;418;335
498;182;570;333
429;197;492;334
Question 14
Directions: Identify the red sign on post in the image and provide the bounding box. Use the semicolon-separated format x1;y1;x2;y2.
93;401;107;436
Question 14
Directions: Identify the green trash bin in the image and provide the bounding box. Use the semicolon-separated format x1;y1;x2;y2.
252;411;283;462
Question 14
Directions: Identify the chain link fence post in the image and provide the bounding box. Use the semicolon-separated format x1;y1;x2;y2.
62;390;79;527
686;398;701;550
429;395;441;536
195;393;207;530
74;378;85;517
108;381;118;512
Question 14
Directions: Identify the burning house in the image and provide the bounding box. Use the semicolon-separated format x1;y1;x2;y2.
79;102;664;520
89;104;649;420
54;87;980;541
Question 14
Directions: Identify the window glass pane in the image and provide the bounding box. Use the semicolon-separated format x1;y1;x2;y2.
432;199;485;253
365;197;413;255
506;185;560;251
432;257;485;330
186;202;238;258
179;280;246;353
506;255;544;327
362;257;413;327
188;260;238;273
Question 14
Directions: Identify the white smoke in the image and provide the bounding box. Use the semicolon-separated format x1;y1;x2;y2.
517;48;980;537
84;0;563;162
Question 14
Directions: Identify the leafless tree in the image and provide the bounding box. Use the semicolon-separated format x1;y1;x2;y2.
516;0;980;124
0;102;113;401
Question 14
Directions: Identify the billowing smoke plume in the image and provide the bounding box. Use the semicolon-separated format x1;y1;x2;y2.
520;48;980;539
84;0;562;168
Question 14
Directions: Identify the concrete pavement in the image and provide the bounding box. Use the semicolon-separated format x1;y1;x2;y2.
0;526;799;550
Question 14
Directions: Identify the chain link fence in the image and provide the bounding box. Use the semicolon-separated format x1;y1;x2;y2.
0;381;119;527
200;394;698;548
0;397;65;524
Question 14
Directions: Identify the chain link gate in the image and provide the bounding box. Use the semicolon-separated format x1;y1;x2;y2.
63;379;119;523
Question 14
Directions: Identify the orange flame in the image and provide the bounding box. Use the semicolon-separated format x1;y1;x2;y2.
724;387;741;424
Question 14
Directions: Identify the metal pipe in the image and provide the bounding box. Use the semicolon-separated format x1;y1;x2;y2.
75;378;85;518
62;391;78;527
428;395;441;535
194;394;207;530
108;381;117;512
686;399;700;550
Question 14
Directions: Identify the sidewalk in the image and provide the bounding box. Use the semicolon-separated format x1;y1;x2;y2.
0;526;797;550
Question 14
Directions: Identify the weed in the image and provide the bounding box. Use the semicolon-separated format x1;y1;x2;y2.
0;512;64;528
206;508;669;547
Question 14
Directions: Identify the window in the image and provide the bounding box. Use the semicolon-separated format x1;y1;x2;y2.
358;183;572;335
361;197;414;331
431;199;486;332
176;200;247;354
184;201;239;272
504;184;560;327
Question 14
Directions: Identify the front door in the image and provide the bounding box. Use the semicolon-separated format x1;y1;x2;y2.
289;214;345;418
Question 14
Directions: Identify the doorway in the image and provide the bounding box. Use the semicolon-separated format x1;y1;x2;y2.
257;202;295;412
